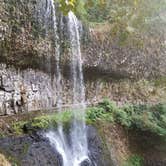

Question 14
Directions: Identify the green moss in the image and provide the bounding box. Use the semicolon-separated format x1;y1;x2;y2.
0;132;6;138
154;77;166;87
12;121;28;135
22;143;29;155
123;154;143;166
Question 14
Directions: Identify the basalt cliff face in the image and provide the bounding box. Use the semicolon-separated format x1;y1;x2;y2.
0;0;166;115
0;0;58;115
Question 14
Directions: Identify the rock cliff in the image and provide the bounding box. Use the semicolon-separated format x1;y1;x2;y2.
0;0;166;115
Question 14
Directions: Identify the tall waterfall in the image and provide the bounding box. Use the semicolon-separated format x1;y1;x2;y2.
45;0;71;165
45;1;89;166
68;11;89;165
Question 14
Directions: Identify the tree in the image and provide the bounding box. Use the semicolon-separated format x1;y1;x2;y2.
55;0;77;14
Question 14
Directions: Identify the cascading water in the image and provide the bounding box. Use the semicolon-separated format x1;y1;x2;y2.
68;11;89;165
45;0;72;165
44;1;89;166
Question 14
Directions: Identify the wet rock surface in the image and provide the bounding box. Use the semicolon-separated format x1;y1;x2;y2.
0;133;60;166
87;126;114;166
0;125;166;166
0;126;113;166
22;141;60;166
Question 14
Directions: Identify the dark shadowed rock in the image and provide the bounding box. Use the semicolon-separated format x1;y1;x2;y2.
0;126;114;166
87;126;115;166
0;134;61;166
80;159;92;166
22;141;60;166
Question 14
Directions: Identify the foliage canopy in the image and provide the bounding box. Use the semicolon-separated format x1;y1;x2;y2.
57;0;166;36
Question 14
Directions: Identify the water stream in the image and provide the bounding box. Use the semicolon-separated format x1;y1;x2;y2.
45;1;89;166
68;11;89;165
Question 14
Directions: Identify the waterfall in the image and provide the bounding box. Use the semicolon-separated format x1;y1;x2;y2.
44;1;89;166
45;0;72;165
68;11;89;165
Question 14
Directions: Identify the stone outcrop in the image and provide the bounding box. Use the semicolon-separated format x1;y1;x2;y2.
0;0;56;71
0;134;60;166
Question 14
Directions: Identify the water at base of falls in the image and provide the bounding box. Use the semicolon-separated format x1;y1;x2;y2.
44;1;90;165
45;126;91;166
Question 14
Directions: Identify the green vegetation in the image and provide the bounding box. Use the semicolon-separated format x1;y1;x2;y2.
59;0;166;33
56;0;78;15
123;154;143;166
57;0;166;47
154;77;166;87
86;99;166;137
12;111;73;135
12;100;166;138
11;99;166;137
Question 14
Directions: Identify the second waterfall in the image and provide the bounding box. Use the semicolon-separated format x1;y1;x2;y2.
45;1;90;166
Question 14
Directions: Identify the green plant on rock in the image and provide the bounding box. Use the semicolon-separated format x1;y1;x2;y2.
12;121;28;135
12;111;73;134
11;100;166;138
86;107;105;122
98;98;118;112
123;154;143;166
31;116;53;129
131;104;166;136
113;108;131;127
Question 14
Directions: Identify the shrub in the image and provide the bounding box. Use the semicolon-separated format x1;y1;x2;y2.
86;99;166;137
86;106;111;123
98;98;118;112
113;108;131;127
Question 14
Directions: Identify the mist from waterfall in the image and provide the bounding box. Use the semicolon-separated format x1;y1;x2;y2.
44;1;89;166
